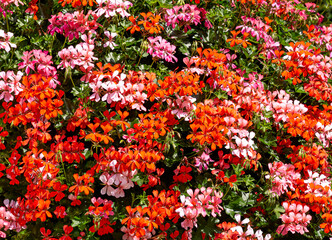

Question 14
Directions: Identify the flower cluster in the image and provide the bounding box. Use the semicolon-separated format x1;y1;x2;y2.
58;34;97;71
2;0;332;239
0;0;23;17
147;36;177;63
219;214;272;240
167;94;196;121
18;50;59;88
176;188;223;238
0;200;26;239
277;201;312;235
266;162;301;196
84;65;149;111
99;163;136;198
94;0;132;18
127;12;164;35
164;4;212;32
48;11;100;41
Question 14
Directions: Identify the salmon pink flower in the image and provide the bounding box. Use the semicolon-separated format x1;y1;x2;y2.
176;188;223;235
168;94;196;121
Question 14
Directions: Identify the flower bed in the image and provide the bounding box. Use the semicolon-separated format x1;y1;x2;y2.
1;0;332;239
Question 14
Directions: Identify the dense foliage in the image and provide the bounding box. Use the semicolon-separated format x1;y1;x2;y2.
1;0;332;239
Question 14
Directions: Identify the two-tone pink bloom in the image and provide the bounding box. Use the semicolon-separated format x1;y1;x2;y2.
266;161;301;196
58;34;98;71
193;148;214;171
277;202;312;235
18;50;59;88
176;188;223;233
99;160;136;198
0;71;23;102
94;0;132;18
88;70;147;111
0;30;16;52
103;31;118;49
147;36;177;63
164;4;212;32
167;94;196;121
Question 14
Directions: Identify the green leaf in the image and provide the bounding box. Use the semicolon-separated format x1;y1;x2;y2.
105;52;122;63
125;37;136;47
273;204;285;218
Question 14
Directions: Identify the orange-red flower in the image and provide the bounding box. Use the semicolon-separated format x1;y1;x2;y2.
226;30;242;47
35;200;52;222
69;173;94;196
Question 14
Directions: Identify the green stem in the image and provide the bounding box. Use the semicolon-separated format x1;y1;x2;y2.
49;35;55;56
6;14;9;32
7;49;15;70
137;52;143;67
136;41;145;67
223;184;231;198
150;59;156;69
61;37;67;50
70;73;75;88
58;152;68;183
117;29;127;65
3;157;10;165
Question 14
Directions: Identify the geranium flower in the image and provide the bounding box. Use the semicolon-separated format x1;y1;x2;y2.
0;30;16;52
147;36;177;63
103;31;118;49
100;172;114;196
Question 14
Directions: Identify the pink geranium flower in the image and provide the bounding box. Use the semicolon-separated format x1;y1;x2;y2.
164;4;212;32
100;172;114;196
147;36;177;63
103;31;118;49
0;30;16;52
94;0;132;18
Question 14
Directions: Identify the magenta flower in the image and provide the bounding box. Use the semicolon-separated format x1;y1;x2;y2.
48;11;100;41
193;147;213;171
